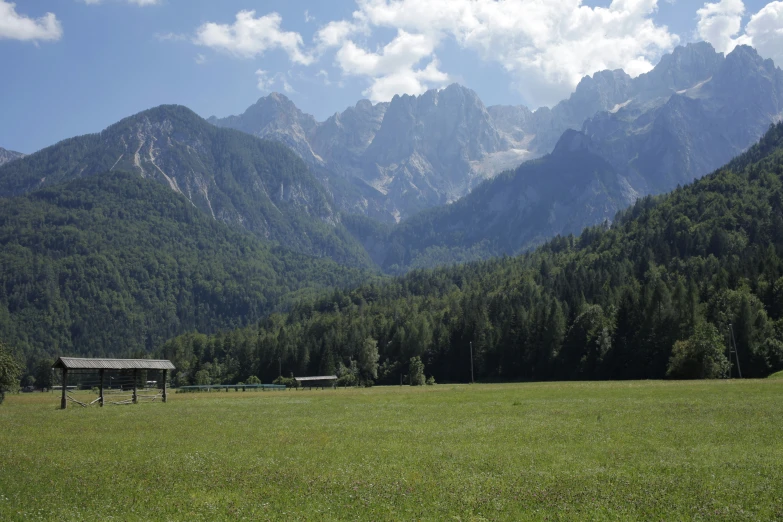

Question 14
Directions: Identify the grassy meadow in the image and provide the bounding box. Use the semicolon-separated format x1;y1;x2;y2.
1;380;782;521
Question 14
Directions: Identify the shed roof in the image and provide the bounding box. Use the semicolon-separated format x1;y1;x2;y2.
294;375;337;382
53;357;175;370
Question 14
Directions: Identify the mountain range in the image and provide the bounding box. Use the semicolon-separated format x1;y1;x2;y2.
345;44;783;272
209;43;781;229
2;43;780;277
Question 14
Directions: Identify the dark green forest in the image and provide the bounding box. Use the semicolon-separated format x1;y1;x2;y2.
0;171;375;373
159;123;783;385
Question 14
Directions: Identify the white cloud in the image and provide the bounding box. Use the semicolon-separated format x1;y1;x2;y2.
316;69;331;85
315;19;365;49
0;1;62;41
316;0;679;106
696;0;751;53
255;69;297;93
195;10;313;65
697;1;783;67
195;53;206;65
281;77;296;94
744;1;783;66
155;32;187;42
255;69;274;91
334;29;449;100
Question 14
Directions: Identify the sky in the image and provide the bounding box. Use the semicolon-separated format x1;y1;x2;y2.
1;0;782;154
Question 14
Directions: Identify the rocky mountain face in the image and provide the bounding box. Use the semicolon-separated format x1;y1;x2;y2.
0;105;373;268
209;43;778;226
583;44;783;194
0;147;24;166
358;85;530;217
349;130;634;272
210;85;535;221
490;42;730;159
347;43;783;273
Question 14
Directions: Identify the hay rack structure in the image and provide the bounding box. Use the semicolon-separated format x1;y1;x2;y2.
52;357;175;409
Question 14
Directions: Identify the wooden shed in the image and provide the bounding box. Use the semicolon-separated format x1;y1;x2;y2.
294;375;338;389
53;357;175;409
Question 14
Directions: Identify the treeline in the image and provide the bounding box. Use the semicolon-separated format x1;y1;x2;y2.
159;123;783;385
0;171;375;375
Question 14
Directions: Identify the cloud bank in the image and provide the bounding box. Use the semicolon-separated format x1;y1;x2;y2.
191;0;783;107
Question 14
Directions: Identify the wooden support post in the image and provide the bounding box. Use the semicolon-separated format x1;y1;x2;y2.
61;368;67;410
99;369;104;407
162;369;167;403
132;369;138;404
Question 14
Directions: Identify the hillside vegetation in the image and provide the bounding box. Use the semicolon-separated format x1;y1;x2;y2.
162;124;783;385
0;171;374;369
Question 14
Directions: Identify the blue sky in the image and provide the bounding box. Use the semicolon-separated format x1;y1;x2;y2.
1;0;780;154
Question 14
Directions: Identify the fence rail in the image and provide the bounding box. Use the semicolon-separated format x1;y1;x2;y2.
177;384;287;393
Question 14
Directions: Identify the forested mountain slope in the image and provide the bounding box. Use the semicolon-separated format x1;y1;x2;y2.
0;105;372;268
160;123;783;385
0;171;374;368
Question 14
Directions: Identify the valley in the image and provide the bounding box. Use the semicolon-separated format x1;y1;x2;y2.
1;42;783;386
5;3;783;520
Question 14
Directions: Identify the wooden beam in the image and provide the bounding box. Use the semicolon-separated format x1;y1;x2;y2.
132;369;138;404
61;368;67;410
99;369;104;407
162;369;167;403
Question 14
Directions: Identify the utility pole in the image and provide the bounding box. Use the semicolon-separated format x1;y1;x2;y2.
729;323;742;378
470;342;474;384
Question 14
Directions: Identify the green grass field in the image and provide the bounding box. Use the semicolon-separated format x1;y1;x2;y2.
1;380;782;521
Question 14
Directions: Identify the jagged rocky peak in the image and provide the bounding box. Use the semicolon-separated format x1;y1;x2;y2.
638;41;723;93
210;92;317;135
313;98;388;155
368;83;505;161
570;69;634;112
713;44;781;91
0;146;25;166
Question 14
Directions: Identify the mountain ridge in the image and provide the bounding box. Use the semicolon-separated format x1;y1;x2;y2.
207;42;780;227
0;105;374;268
